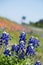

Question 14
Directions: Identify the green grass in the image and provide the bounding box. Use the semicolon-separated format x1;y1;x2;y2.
9;31;43;63
0;30;43;65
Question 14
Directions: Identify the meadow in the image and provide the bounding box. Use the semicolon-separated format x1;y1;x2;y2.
0;30;43;65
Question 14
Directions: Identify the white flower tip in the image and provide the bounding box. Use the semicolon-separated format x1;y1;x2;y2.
3;31;7;34
20;41;24;43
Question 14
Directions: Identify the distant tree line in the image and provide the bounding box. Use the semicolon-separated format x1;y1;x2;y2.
22;19;43;28
29;19;43;28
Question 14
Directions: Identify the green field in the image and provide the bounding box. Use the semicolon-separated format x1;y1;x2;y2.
0;30;43;65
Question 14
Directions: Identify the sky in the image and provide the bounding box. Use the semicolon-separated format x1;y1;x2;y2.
0;0;43;24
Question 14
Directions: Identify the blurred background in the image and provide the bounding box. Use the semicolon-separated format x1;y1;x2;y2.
0;0;43;32
0;0;43;64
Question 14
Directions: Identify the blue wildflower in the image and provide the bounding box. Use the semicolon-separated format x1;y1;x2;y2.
19;50;25;59
19;32;26;43
4;49;11;56
1;31;11;46
12;44;20;54
4;39;8;46
35;61;41;65
26;45;35;56
19;41;25;50
34;38;40;47
28;36;40;48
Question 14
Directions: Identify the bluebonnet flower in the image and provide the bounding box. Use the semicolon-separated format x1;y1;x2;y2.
33;38;40;47
19;32;26;44
1;31;7;40
28;36;40;48
4;39;8;46
4;49;11;56
34;61;41;65
29;36;34;43
26;44;35;56
19;41;25;50
1;31;11;46
11;44;20;54
11;41;26;57
19;50;25;59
